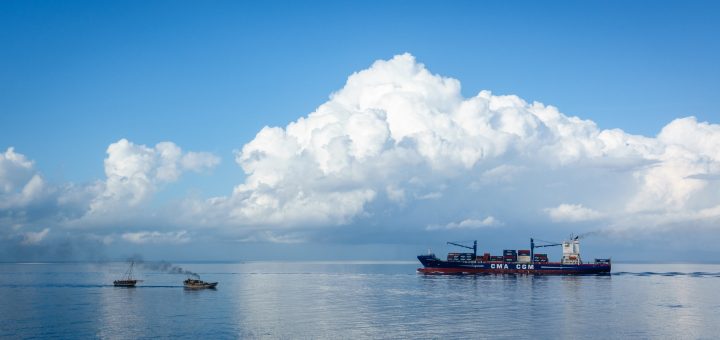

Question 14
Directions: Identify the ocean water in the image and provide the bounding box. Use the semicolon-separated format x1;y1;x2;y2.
1;262;719;339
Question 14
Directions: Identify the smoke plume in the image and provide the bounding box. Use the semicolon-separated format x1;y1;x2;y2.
128;255;200;279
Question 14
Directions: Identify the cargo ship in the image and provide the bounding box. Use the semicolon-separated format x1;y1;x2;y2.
417;236;611;275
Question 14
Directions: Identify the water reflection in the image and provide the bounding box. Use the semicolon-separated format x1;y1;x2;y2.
97;264;147;339
2;262;720;338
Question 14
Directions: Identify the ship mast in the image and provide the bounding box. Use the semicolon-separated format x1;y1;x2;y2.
122;261;135;281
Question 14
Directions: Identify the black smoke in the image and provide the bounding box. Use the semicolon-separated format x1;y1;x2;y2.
128;255;200;279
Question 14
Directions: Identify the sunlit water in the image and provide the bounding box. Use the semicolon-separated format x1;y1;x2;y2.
1;262;719;339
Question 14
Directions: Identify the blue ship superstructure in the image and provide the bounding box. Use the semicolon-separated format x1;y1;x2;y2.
417;236;611;275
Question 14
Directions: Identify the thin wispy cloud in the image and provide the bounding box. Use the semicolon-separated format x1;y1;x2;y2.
21;228;49;245
544;204;603;222
426;217;502;231
121;231;191;245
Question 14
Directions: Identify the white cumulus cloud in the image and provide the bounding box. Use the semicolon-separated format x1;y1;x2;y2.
0;147;34;192
0;140;219;239
89;139;220;213
193;53;720;236
0;148;48;209
4;53;720;248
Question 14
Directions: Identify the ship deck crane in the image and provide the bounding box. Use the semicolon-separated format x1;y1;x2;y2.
530;238;562;259
447;240;477;260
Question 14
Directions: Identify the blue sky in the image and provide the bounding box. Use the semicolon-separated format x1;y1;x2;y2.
1;1;719;261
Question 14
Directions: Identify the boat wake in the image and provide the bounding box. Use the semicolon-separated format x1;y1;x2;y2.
0;284;187;288
612;271;720;277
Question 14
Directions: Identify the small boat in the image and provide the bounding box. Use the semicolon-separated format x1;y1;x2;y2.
183;278;218;289
113;261;142;287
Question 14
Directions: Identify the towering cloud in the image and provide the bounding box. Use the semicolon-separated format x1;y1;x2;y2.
2;54;720;250
205;53;720;235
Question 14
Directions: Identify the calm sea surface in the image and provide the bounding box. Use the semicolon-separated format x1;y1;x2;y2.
1;262;719;339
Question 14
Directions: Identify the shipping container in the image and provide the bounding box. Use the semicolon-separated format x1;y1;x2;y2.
517;255;531;263
518;250;531;255
448;252;475;261
533;253;549;262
